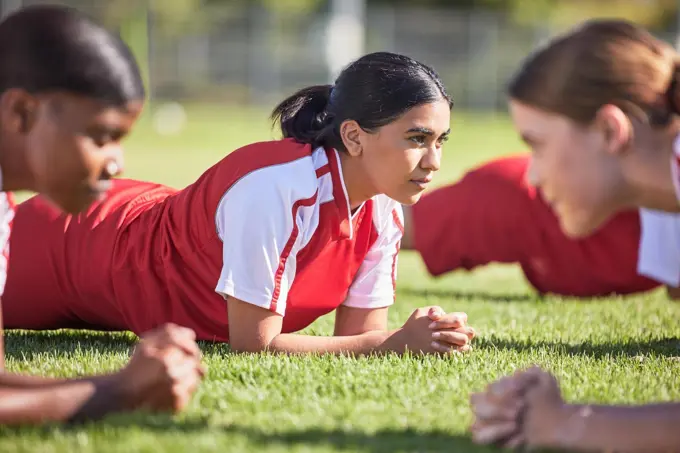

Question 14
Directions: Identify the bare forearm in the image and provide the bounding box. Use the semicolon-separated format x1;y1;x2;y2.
0;372;69;387
260;329;406;356
227;299;416;356
554;403;680;452
0;375;126;425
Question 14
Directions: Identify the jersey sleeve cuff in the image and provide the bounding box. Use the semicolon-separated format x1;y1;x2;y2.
215;281;286;316
341;294;394;309
636;264;680;287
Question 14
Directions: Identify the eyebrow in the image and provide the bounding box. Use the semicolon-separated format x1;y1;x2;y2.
87;124;126;140
407;127;451;136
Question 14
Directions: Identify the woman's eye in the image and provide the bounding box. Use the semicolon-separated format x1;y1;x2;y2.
409;136;426;145
91;135;111;148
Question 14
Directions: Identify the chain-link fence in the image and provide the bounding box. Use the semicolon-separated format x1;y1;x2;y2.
2;0;678;111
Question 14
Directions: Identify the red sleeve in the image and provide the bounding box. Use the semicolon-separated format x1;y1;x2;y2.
412;156;536;276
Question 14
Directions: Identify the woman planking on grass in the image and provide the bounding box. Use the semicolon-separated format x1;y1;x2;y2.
2;52;476;356
0;6;203;424
470;20;680;452
402;154;680;298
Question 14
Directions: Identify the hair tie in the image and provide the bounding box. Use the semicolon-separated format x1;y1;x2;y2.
314;110;335;129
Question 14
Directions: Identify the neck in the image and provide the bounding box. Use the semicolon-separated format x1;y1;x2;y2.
619;131;680;212
0;136;33;193
338;151;376;210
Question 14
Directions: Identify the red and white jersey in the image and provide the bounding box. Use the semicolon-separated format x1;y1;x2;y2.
1;139;403;342
214;143;403;316
117;139;403;341
0;192;15;295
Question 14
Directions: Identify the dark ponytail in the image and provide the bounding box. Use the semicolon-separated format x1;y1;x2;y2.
270;85;334;148
271;52;452;151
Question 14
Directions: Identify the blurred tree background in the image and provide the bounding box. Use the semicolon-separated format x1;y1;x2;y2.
103;0;679;31
27;0;675;110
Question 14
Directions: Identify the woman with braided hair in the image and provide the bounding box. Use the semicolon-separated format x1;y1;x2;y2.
3;51;475;356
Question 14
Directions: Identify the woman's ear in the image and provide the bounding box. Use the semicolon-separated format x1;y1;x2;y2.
595;104;632;156
339;120;364;157
0;88;38;135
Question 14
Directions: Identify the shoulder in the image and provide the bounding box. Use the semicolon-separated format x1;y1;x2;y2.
213;140;322;202
215;144;326;230
226;138;315;171
463;155;531;187
224;142;322;201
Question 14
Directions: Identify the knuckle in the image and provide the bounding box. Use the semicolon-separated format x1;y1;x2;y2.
136;342;154;357
163;322;179;331
182;327;197;340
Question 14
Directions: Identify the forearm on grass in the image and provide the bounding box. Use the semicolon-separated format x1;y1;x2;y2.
552;403;680;453
0;374;126;425
232;328;418;356
0;373;70;387
229;297;411;355
267;329;402;355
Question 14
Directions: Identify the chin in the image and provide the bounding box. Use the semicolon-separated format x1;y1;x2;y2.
558;213;606;239
390;192;422;205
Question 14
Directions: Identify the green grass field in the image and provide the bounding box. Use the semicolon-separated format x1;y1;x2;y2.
2;105;680;452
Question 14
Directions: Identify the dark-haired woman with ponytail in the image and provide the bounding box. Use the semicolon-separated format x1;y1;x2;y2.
3;51;476;356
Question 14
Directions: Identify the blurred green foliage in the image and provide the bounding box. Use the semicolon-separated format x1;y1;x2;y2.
118;0;679;30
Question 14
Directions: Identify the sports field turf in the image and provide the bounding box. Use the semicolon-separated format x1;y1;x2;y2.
2;105;679;452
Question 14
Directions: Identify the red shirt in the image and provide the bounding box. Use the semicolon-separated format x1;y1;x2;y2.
412;155;659;296
3;139;403;341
